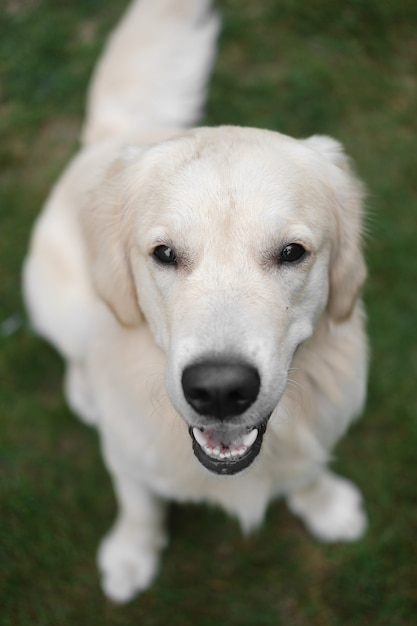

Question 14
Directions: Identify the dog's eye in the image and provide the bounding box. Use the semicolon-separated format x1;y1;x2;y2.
152;245;177;266
279;243;306;264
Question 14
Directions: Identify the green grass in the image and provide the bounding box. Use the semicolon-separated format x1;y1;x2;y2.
1;0;417;624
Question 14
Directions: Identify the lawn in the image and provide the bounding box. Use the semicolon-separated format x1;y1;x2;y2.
1;0;417;624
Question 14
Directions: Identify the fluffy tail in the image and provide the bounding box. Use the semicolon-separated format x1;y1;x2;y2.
81;0;220;145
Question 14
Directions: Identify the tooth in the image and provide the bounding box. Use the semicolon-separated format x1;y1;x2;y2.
193;427;208;448
212;447;220;457
242;429;258;448
231;449;240;458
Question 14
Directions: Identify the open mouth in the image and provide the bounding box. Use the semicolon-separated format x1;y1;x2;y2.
189;422;267;475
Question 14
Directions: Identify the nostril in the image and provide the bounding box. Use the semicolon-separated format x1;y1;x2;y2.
186;387;212;413
188;388;210;402
230;391;252;408
182;360;260;421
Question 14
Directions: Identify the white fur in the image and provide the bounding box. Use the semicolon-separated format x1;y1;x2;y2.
23;0;368;603
287;471;367;542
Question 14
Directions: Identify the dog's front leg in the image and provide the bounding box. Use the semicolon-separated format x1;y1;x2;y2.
286;470;367;543
97;472;167;603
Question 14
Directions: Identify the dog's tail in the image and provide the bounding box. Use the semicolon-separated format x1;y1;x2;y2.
81;0;220;145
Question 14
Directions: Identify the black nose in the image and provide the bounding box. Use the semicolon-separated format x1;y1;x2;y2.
181;360;260;421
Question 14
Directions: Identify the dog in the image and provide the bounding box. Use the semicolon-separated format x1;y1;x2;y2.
23;0;368;603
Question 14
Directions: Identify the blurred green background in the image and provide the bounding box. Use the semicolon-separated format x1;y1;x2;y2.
1;0;417;624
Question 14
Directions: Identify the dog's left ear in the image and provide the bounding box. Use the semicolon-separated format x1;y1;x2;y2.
303;135;367;323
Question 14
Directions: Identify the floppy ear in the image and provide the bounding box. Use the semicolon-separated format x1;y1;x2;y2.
303;135;367;323
81;148;143;327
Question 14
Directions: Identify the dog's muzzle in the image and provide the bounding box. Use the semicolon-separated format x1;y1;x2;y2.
182;359;269;475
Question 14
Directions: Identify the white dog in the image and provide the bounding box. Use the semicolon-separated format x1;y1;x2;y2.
23;0;368;603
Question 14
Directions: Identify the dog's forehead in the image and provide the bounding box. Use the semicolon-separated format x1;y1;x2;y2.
134;127;336;244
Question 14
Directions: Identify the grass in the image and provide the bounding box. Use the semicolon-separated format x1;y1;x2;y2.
1;0;417;624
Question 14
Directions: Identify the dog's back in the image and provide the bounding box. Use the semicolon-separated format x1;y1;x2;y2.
82;0;219;145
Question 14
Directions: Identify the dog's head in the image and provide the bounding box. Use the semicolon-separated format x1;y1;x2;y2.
82;126;365;475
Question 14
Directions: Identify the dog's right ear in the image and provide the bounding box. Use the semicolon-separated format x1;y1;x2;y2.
81;149;143;327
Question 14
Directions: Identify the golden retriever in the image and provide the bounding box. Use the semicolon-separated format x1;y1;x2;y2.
23;0;368;603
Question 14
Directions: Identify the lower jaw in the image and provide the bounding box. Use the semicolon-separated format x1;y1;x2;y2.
189;422;267;476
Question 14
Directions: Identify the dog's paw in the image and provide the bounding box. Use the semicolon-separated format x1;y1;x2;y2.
287;472;367;543
97;531;160;603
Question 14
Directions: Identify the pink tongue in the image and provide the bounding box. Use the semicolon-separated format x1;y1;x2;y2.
205;431;244;453
193;426;258;457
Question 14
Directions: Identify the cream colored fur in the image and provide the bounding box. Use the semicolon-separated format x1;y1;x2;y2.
23;0;368;603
